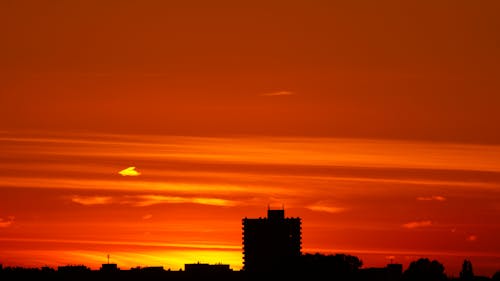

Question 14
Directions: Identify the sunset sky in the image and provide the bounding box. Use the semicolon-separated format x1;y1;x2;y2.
1;0;499;277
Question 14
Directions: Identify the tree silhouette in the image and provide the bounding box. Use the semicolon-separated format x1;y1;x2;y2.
460;259;474;281
299;253;362;279
492;270;500;281
402;258;447;281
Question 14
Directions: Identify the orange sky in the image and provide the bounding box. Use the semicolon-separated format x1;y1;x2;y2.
1;0;499;277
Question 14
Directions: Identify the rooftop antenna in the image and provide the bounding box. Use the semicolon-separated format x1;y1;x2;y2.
107;254;110;264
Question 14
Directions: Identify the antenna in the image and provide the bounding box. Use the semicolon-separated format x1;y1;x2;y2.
107;254;110;264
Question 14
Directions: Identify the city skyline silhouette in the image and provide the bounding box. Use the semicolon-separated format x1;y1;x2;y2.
2;208;498;280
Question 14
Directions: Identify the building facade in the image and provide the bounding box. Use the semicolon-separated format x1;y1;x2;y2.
242;208;301;273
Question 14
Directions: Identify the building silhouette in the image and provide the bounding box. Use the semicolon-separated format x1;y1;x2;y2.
242;208;301;273
100;263;118;272
184;262;232;273
57;265;91;273
100;254;119;272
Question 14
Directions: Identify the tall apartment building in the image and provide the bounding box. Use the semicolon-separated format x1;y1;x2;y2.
242;208;302;273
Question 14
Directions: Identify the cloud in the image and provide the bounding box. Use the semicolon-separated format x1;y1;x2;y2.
142;214;153;220
0;216;14;228
69;194;236;208
71;195;113;205
132;195;236;207
261;91;294;96
402;220;433;229
119;166;141;176
416;195;446;201
466;235;477;242
307;202;345;214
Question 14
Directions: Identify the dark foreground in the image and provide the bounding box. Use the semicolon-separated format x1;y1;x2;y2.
1;268;498;281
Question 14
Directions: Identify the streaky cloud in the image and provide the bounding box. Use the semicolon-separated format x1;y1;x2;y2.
416;195;447;201
4;133;500;173
0;237;241;250
261;91;294;96
402;220;433;229
71;195;113;205
307;202;346;214
68;194;237;207
131;195;236;207
0;216;14;228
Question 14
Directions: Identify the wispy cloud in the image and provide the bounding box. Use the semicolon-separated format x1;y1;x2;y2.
402;220;433;229
142;214;153;220
69;194;236;208
467;235;478;242
71;196;113;205
0;237;241;251
307;202;346;214
261;91;294;96
416;195;446;201
4;133;500;173
132;195;236;207
0;216;14;228
119;166;141;176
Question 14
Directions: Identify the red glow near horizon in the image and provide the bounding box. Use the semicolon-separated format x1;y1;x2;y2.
0;133;499;275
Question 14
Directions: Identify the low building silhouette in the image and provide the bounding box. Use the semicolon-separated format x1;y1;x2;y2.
100;263;119;272
185;262;232;273
139;266;164;272
242;208;301;273
57;265;91;273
